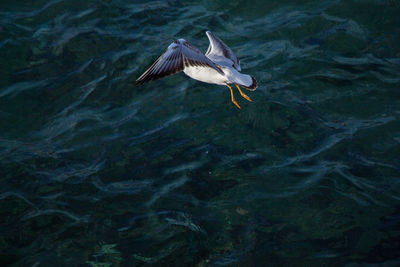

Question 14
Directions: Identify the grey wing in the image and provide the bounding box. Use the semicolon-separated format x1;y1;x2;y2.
205;31;241;71
136;39;223;84
135;42;184;84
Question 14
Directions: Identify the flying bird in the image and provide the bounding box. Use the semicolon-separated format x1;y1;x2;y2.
135;31;257;109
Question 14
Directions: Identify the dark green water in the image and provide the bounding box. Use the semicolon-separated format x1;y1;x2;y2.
1;0;400;266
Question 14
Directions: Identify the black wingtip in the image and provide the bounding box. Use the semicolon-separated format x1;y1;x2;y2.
134;79;143;86
134;78;149;86
135;73;155;85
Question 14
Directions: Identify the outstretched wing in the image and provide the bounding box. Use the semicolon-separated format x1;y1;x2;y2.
205;31;241;71
136;39;223;84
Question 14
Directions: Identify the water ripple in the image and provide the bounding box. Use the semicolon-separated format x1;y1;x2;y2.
1;0;400;265
261;115;396;171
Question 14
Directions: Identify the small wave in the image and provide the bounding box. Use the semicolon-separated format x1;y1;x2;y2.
37;160;105;183
129;113;189;145
146;175;189;206
21;208;89;224
163;160;205;175
92;177;153;195
0;79;52;98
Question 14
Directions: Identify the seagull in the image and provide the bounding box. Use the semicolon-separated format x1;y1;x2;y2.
135;31;257;109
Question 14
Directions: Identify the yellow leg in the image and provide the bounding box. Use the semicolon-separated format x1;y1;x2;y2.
235;83;252;102
226;84;241;109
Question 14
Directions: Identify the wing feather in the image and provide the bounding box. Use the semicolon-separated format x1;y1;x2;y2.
205;31;241;71
136;39;223;84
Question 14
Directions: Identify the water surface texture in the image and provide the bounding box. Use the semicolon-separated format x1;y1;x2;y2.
1;0;400;266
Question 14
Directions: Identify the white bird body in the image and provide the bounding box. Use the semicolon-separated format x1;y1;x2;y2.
136;31;257;108
184;57;252;86
183;65;228;85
